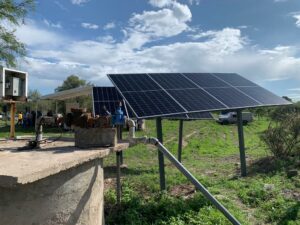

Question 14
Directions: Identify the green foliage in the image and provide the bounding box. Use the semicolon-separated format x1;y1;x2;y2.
270;103;300;122
105;183;232;225
55;75;87;92
0;0;34;67
103;118;299;225
261;113;300;158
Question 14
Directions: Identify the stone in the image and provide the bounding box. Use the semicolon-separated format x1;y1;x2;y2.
264;184;275;191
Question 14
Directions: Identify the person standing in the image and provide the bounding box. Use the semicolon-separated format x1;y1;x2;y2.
17;112;23;126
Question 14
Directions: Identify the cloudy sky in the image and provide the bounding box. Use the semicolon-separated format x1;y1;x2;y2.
12;0;300;100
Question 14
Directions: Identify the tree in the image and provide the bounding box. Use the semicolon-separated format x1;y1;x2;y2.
282;96;292;102
0;0;34;67
55;75;87;92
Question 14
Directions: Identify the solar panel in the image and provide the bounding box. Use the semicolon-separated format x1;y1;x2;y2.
204;87;260;108
212;73;258;87
108;73;291;119
108;74;160;92
92;87;135;117
164;112;214;120
167;88;227;111
149;73;197;89
122;90;186;118
237;86;289;105
183;73;229;88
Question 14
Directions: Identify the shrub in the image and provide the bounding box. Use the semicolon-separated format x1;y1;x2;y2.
261;113;300;158
270;103;300;122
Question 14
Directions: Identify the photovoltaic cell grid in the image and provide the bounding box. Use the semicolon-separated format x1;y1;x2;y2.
93;87;132;117
108;73;291;118
93;87;213;120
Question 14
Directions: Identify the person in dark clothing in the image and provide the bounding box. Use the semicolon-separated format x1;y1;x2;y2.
100;105;111;116
31;111;36;127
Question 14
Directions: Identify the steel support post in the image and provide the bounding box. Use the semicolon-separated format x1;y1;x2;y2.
117;125;124;165
116;151;121;204
156;117;166;191
237;110;247;177
178;120;184;162
155;140;241;225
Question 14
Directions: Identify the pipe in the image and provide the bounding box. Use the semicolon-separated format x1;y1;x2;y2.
131;137;241;225
127;118;136;140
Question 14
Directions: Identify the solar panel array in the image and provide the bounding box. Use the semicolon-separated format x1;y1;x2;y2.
92;87;213;120
108;73;290;119
92;87;130;116
163;112;213;120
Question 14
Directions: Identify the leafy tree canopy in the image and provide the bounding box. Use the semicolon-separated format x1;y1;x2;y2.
55;75;87;92
0;0;34;67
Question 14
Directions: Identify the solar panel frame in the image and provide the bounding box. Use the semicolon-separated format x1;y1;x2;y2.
108;73;291;119
163;112;214;120
237;86;290;105
92;87;137;118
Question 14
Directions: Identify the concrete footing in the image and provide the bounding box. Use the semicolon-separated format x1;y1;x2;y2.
0;159;104;225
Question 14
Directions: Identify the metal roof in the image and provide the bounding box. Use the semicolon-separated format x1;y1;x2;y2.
41;86;93;100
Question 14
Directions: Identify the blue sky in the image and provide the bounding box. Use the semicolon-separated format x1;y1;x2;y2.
11;0;300;100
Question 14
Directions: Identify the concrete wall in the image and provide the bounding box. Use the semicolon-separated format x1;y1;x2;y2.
0;158;104;225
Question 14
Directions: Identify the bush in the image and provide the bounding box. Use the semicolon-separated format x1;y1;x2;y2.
261;113;300;158
270;103;300;122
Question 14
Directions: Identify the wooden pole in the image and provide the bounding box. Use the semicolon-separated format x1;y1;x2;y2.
10;102;16;139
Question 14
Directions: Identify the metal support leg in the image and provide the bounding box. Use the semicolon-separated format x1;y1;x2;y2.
178;120;183;162
117;125;124;165
116;151;121;204
237;110;247;177
156;117;166;191
154;140;241;225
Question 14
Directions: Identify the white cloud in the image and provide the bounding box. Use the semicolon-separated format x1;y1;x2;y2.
103;22;116;30
293;14;300;27
13;3;300;97
71;0;89;5
188;0;201;5
149;0;173;8
43;19;62;29
129;2;191;40
15;20;66;47
81;22;99;29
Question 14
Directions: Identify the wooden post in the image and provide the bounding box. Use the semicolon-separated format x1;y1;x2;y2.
10;102;16;139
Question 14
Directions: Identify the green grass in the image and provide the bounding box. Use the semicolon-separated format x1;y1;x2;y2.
0;120;74;139
1;118;298;224
103;118;300;225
